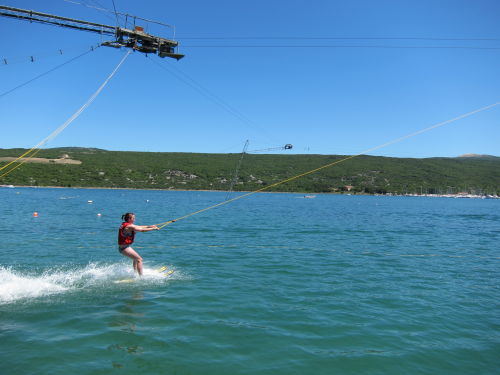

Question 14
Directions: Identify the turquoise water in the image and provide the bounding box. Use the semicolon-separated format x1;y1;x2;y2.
1;187;499;374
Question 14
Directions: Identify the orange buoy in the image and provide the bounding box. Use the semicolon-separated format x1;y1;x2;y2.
32;212;39;217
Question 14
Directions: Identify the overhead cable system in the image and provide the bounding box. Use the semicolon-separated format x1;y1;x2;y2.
224;142;292;199
0;5;184;60
249;144;293;153
226;140;250;200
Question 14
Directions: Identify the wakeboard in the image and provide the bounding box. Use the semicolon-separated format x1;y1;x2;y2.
113;266;173;283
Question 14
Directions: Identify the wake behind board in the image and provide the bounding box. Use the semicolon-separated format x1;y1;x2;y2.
113;266;173;284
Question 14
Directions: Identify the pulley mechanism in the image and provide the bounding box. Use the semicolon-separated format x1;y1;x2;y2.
0;5;184;60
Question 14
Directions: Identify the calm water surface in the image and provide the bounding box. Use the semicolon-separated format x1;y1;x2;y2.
1;187;499;374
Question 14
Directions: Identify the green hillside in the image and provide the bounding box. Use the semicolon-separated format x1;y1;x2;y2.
1;148;499;195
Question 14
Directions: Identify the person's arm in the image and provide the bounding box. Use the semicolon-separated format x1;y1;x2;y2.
128;224;159;232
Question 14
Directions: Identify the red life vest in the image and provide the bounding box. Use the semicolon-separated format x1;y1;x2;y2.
118;222;135;246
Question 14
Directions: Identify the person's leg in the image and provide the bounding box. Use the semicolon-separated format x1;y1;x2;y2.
120;247;143;276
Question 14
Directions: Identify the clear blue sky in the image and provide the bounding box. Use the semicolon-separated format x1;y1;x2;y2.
1;0;499;157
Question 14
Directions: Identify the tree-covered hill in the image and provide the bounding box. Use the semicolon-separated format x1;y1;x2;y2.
1;148;499;195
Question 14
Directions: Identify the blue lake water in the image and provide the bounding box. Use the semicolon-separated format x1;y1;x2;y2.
1;187;499;374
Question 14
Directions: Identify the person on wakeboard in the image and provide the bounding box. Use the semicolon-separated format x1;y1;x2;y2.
118;212;159;276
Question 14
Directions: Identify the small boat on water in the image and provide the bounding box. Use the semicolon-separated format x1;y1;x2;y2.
303;195;316;199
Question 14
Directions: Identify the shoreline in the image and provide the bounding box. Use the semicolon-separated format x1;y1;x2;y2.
2;184;498;199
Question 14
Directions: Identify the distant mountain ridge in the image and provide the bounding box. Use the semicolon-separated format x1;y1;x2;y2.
1;147;499;195
457;154;498;159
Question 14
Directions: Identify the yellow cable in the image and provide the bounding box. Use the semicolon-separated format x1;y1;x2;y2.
156;101;500;229
0;147;41;173
0;148;43;179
